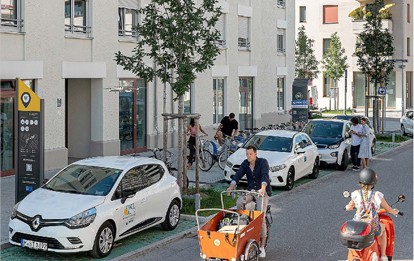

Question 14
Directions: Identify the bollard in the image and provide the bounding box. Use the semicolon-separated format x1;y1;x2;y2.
392;132;395;143
195;193;201;211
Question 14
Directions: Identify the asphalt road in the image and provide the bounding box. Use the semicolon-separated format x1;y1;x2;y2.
128;141;413;261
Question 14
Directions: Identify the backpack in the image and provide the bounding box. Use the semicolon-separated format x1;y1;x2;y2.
358;190;380;233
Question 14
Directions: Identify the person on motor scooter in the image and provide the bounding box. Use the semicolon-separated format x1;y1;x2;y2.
227;145;271;258
345;168;399;261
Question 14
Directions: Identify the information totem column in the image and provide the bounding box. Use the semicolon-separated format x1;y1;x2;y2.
15;79;44;203
291;78;309;124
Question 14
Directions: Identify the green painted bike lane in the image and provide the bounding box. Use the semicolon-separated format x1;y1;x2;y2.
0;142;401;260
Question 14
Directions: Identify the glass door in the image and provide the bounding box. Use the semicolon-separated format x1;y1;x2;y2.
119;79;147;155
1;95;15;175
239;78;253;130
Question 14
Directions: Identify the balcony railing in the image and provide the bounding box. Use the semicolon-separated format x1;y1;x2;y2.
238;38;250;49
0;17;24;32
352;19;392;33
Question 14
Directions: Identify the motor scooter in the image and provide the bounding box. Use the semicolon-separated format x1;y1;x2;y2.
340;191;405;261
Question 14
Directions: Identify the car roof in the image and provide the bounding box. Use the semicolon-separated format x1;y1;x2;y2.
71;156;163;171
256;129;298;138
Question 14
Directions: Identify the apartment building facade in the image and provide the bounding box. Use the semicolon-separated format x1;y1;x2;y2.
295;0;413;112
0;0;295;175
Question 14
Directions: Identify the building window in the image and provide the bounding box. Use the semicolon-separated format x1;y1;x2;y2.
213;79;225;124
215;14;226;48
0;0;23;32
408;4;410;23
323;5;338;24
277;77;285;110
277;0;286;9
323;38;331;54
323;76;337;97
299;6;306;23
118;8;138;38
408;37;411;56
238;16;250;49
277;33;285;54
65;0;91;35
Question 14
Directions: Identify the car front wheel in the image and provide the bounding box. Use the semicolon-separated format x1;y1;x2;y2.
338;151;348;171
284;167;295;190
309;157;319;179
90;221;115;258
162;200;180;230
402;124;407;136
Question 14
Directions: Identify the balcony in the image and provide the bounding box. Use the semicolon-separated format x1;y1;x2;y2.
352;19;392;33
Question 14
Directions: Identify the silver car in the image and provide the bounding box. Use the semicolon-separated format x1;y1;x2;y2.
401;109;413;135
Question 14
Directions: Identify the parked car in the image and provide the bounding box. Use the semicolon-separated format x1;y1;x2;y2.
302;119;352;171
332;115;376;154
224;130;320;190
9;156;182;258
400;109;413;135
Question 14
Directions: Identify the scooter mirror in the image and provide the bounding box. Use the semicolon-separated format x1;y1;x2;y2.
342;191;350;198
398;195;405;203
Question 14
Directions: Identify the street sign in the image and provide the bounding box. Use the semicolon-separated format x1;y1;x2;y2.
16;79;44;203
378;87;387;96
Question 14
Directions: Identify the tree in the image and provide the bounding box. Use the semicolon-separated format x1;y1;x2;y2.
115;0;222;191
295;25;320;80
355;0;394;133
321;32;349;110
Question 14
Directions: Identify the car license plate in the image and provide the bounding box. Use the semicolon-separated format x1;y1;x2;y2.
21;239;48;251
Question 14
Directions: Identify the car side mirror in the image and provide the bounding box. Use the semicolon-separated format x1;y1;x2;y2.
121;189;136;204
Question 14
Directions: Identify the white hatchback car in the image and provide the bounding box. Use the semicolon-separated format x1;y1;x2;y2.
400;109;413;135
224;130;320;190
9;156;182;258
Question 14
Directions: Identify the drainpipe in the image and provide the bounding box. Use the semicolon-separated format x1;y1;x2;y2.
153;61;159;146
401;1;405;116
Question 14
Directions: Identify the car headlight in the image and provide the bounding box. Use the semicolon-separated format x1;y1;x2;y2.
226;161;233;168
328;142;341;149
65;207;96;229
10;202;20;219
270;164;286;172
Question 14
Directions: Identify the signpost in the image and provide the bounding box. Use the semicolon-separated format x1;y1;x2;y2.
15;79;44;203
291;78;309;123
378;87;387;96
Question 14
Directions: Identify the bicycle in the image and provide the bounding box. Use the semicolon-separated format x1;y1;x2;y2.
187;135;214;172
148;148;189;189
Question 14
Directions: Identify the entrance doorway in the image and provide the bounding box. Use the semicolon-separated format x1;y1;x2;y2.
239;77;253;130
119;79;147;155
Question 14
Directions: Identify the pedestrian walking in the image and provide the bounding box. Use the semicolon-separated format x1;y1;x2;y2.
186;118;207;170
349;117;363;171
358;117;372;168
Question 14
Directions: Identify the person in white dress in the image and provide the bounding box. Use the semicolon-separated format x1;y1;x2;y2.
358;117;372;168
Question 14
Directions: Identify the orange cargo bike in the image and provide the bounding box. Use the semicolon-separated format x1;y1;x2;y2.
196;190;272;261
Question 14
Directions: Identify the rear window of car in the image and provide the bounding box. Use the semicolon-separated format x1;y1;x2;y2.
243;135;292;152
303;121;343;138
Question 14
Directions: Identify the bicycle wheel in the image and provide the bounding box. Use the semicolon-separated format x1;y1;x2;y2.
218;150;233;170
198;149;213;172
154;149;172;161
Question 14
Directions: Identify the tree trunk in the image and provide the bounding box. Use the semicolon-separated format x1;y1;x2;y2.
177;95;184;193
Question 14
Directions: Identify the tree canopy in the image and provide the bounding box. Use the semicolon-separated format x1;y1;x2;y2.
295;25;320;80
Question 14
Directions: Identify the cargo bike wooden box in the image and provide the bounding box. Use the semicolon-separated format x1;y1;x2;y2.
196;190;271;261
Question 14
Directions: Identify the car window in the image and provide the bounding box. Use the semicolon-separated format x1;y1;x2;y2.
294;134;303;149
303;121;343;138
117;164;163;195
345;122;351;134
243;135;292;152
44;164;122;196
301;134;313;147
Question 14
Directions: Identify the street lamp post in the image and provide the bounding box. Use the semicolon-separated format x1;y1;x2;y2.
401;0;405;116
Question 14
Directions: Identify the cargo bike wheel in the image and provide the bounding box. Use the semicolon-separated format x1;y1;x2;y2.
244;239;260;261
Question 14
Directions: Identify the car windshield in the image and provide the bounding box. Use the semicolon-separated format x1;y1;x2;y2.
303;121;343;138
243;135;292;152
44;164;122;196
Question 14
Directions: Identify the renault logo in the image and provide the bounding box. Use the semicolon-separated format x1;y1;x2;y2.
32;216;41;230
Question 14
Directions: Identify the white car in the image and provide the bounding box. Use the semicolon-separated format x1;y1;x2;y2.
9;156;182;258
302;119;352;170
224;130;320;190
401;109;413;135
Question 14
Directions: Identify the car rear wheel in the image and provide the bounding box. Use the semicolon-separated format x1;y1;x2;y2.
309;157;319;179
90;221;115;258
162;200;180;230
338;151;348;171
284;167;295;190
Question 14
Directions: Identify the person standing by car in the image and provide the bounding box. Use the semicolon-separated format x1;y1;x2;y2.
216;113;238;146
358;117;372;168
226;145;271;258
349;117;363;171
186;118;207;170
